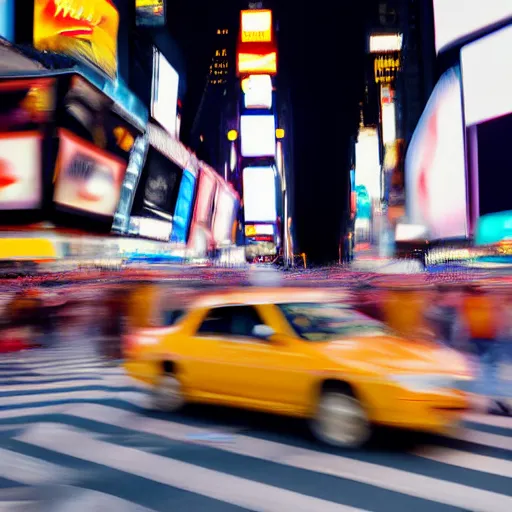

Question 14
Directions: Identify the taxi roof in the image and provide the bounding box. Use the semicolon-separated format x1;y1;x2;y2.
191;287;351;309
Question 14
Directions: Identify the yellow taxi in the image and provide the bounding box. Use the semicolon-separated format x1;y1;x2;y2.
123;287;471;448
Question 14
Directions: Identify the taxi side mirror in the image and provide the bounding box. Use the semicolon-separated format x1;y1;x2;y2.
252;324;275;339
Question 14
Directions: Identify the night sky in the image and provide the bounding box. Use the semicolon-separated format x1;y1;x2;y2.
170;0;367;264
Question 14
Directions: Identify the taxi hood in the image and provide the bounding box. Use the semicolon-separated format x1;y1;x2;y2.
319;335;461;373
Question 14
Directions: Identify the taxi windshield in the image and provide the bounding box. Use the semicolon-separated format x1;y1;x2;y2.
277;303;389;341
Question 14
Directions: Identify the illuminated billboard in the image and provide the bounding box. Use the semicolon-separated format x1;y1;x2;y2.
242;74;273;109
461;23;512;126
54;129;127;217
136;0;165;27
405;66;467;239
237;52;277;75
240;115;276;157
240;9;272;43
243;166;277;223
0;133;43;210
0;77;55;212
369;34;403;53
355;128;380;201
433;0;512;54
462;24;512;219
33;0;119;78
151;49;179;138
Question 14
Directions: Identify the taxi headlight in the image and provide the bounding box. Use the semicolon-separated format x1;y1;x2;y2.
390;374;458;392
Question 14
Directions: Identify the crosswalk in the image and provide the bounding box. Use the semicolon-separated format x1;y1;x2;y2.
0;339;511;512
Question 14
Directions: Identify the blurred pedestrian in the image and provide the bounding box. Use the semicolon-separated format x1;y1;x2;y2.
424;285;463;348
461;285;510;416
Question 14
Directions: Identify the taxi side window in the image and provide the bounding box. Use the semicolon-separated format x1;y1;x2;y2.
162;309;185;327
197;306;264;338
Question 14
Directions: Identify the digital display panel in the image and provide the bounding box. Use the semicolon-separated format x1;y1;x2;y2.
171;169;196;244
461;23;512;126
0;133;43;210
33;0;119;78
240;114;276;157
53;128;127;217
151;50;179;138
433;0;512;54
242;74;273;109
237;51;277;75
0;77;55;212
405;66;468;239
240;9;272;43
243;166;277;223
141;147;182;215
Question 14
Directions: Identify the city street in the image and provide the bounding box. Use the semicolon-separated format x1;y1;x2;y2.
0;337;510;512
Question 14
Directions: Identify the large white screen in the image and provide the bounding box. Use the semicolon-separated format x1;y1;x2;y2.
405;67;468;240
433;0;512;54
461;23;512;126
243;74;273;109
151;51;179;138
240;115;276;157
355;128;380;201
243;166;277;222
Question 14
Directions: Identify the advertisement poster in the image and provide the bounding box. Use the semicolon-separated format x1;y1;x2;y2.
33;0;119;78
405;66;467;240
54;128;126;216
0;133;43;209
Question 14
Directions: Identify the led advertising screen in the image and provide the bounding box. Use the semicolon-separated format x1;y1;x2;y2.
355;127;380;201
242;74;273;109
213;186;237;245
139;147;182;217
369;34;403;53
433;0;512;54
54;128;127;217
0;0;14;42
171;169;196;244
151;50;179;138
0;77;55;212
33;0;119;78
136;0;165;27
0;133;43;209
405;66;468;240
462;24;512;218
240;115;276;157
237;51;277;75
240;9;273;43
461;23;512;126
243;166;277;223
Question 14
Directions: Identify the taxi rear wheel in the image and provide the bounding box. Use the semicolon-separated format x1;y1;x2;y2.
311;387;371;449
152;363;185;412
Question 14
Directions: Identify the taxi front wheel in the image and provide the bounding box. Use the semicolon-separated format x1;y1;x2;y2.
311;389;371;449
152;372;185;412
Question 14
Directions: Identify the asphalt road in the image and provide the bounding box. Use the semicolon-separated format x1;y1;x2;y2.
0;337;510;512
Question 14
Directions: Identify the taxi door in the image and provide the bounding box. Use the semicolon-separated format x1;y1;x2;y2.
201;304;315;410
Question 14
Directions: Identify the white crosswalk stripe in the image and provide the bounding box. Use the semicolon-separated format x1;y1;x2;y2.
0;342;511;512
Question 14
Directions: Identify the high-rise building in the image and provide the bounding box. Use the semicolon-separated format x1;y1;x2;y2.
209;29;230;86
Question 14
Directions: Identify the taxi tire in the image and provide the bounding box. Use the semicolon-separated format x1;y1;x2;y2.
311;388;371;449
152;372;185;412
